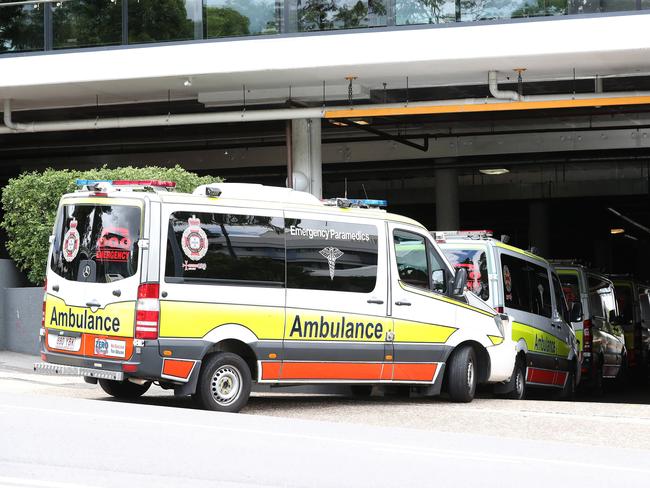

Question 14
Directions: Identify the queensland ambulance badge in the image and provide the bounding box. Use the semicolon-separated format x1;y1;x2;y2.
182;216;208;261
62;218;80;262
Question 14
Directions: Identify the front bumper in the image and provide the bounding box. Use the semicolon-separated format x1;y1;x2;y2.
34;362;124;381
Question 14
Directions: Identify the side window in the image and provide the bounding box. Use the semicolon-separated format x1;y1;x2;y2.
394;230;429;290
501;254;552;318
165;211;285;286
427;242;447;294
286;219;378;293
552;274;569;321
588;276;607;319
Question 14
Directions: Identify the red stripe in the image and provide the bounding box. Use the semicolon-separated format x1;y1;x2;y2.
527;367;556;385
261;361;281;380
554;371;568;386
380;364;393;381
393;363;437;382
281;362;382;380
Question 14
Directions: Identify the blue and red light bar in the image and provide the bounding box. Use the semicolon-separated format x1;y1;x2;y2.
75;179;176;188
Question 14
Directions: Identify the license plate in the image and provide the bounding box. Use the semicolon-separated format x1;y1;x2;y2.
94;338;126;358
48;334;81;352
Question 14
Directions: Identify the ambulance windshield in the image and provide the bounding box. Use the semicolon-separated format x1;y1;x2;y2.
441;247;490;301
50;203;141;283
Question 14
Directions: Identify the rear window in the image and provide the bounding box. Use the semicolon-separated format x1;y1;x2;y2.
442;247;489;301
558;273;580;306
50;203;141;283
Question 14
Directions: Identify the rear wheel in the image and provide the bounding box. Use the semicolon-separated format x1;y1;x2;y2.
447;345;477;403
99;379;151;399
558;368;576;401
504;358;526;400
195;352;251;413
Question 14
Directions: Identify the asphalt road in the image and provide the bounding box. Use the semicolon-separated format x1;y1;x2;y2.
2;352;650;487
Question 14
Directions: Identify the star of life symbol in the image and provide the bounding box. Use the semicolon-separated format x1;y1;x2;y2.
62;218;80;263
319;247;344;280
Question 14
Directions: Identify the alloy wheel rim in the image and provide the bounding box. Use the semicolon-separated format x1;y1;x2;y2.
467;360;474;388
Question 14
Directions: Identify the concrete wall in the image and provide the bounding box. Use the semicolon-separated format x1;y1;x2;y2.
0;259;31;351
2;287;42;355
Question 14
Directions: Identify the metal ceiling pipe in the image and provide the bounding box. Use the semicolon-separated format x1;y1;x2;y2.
3;100;20;131
488;71;520;101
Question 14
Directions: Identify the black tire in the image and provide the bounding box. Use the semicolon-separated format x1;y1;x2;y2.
98;379;151;399
447;345;477;403
558;368;576;401
504;358;526;400
195;352;251;413
350;385;373;397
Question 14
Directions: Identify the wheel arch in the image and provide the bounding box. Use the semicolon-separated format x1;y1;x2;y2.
448;340;491;385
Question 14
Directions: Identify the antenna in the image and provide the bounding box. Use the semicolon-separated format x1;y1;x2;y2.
362;183;369;200
344;178;348;199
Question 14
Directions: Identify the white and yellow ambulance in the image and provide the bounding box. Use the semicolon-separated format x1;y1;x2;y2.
35;181;515;412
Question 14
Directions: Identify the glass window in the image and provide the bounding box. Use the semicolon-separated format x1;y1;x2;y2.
166;211;285;286
614;283;634;324
50;204;141;283
588;275;617;320
441;247;489;301
394;230;429;289
53;0;122;50
0;2;44;53
501;254;551;318
552;273;569;321
287;219;378;293
396;0;456;25
295;0;387;32
427;241;447;294
128;0;195;44
204;0;282;37
558;273;580;307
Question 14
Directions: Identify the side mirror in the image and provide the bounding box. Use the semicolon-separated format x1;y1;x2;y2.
570;301;582;323
450;267;467;297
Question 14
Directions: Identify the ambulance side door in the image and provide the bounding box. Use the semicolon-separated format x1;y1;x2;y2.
280;212;391;383
389;224;458;383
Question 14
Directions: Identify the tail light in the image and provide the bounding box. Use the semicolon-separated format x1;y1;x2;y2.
135;283;160;340
41;278;47;328
495;306;504;313
583;319;592;353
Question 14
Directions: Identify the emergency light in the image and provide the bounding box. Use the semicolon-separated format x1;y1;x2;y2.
322;197;388;209
75;179;176;191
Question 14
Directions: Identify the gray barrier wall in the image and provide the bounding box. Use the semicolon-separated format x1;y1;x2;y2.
3;287;42;355
0;259;31;351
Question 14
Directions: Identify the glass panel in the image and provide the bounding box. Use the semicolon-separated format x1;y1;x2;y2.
396;0;456;25
286;219;378;293
165;212;285;286
51;204;141;283
427;241;448;294
205;0;283;37
442;247;489;300
0;2;44;53
295;0;387;32
394;230;429;289
53;0;122;50
569;0;637;14
128;0;195;44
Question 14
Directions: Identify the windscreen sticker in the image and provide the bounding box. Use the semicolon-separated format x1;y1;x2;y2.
289;225;370;242
182;216;208;261
319;246;344;280
96;227;131;262
182;260;207;272
62;219;80;263
504;265;512;293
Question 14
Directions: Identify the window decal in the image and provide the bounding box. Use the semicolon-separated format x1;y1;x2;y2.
319;246;344;280
62;218;80;263
181;216;208;262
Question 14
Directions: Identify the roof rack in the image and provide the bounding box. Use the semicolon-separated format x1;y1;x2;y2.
549;259;591;267
322;198;387;209
432;230;493;242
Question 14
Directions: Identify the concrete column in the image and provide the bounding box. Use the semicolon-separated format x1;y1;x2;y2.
435;167;459;230
528;200;550;257
291;118;322;198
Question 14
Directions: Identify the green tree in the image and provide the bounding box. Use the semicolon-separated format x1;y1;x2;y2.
128;0;194;43
298;0;337;31
0;4;44;52
53;0;122;49
335;0;387;28
1;165;219;285
205;6;250;37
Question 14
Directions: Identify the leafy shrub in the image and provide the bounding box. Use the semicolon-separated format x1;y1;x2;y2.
1;165;219;285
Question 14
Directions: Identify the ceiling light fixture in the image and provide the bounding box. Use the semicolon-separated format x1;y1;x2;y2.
479;168;510;175
610;228;625;235
183;77;193;88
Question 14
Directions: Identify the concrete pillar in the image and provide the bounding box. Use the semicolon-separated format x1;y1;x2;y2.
291;118;322;198
528;200;550;257
435;167;459;230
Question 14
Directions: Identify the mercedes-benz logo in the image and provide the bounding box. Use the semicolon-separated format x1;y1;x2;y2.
82;265;91;278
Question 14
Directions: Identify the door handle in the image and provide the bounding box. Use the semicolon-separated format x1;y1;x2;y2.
395;301;411;306
367;299;384;305
112;289;121;297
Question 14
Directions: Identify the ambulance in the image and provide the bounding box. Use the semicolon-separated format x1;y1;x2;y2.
437;231;581;400
35;181;515;412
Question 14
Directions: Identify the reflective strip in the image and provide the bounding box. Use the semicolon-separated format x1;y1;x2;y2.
161;359;195;380
261;361;439;382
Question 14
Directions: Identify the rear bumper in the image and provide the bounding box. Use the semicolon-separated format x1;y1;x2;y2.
34;362;124;381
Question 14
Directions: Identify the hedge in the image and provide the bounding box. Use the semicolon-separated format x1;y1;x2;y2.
1;165;219;285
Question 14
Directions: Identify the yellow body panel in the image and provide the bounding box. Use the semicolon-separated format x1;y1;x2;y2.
512;321;570;358
45;294;135;337
393;319;457;343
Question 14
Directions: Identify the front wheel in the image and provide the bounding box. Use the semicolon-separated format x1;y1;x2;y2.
504;358;526;400
447;345;477;403
98;379;151;399
195;352;251;413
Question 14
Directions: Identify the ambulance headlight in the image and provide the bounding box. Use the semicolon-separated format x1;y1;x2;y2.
493;314;505;336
